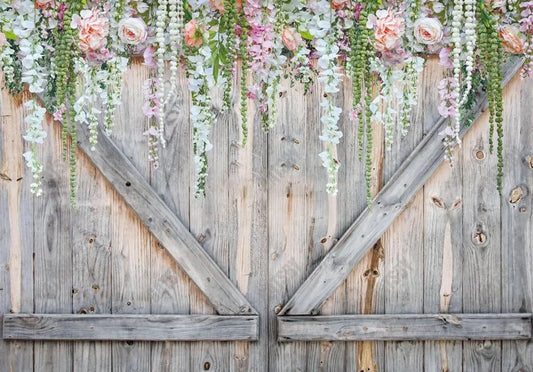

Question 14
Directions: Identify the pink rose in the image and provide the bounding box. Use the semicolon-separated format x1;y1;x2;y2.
72;9;109;52
35;0;54;9
184;19;203;48
500;25;525;54
414;17;443;45
282;27;302;51
331;0;349;9
118;17;148;45
368;8;405;52
485;0;505;9
0;33;6;49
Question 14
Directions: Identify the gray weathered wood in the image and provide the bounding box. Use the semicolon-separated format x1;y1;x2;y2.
277;314;532;341
36;85;256;317
3;314;259;341
280;56;524;316
500;72;533;371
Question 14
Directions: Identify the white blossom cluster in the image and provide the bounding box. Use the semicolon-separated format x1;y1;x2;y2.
310;0;343;195
22;100;47;196
166;0;184;105
459;0;477;107
188;45;216;197
0;43;17;87
451;0;464;140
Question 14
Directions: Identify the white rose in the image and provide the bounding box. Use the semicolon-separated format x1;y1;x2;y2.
414;17;443;45
118;17;148;45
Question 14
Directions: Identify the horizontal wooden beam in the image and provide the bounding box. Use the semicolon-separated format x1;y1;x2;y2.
3;314;258;341
278;313;532;341
280;56;524;315
35;94;256;316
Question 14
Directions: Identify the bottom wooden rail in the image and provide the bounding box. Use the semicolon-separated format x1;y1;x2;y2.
3;314;258;341
278;313;532;341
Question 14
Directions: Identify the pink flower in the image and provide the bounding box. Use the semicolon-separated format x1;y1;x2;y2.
500;25;525;54
72;9;109;52
0;33;6;49
368;8;405;52
331;0;349;9
485;0;505;9
282;27;302;51
143;46;157;68
118;17;148;45
438;47;453;68
35;0;54;9
184;19;203;48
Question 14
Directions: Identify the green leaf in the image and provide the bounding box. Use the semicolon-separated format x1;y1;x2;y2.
4;30;17;40
300;30;314;41
213;54;220;83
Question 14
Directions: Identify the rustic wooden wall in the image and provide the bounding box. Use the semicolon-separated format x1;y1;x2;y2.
0;57;532;371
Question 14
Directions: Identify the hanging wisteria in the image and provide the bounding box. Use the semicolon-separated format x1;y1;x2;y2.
0;0;530;205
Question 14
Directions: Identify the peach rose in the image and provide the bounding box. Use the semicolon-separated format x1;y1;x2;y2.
0;33;6;49
35;0;54;9
500;25;525;54
184;19;204;48
331;0;349;9
282;27;302;51
414;17;443;45
118;17;148;45
485;0;505;9
368;8;405;52
209;0;242;13
72;9;109;52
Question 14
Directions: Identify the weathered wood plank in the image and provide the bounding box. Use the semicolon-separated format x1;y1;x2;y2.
0;86;34;372
149;64;191;372
72;151;113;372
500;72;533;371
3;314;259;341
268;71;309;372
33;104;73;372
227;63;269;372
277;314;532;341
280;57;523;316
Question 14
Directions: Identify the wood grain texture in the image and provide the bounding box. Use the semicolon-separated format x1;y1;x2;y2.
33;104;73;372
3;314;259;341
149;63;192;372
277;314;532;341
419;58;464;372
461;84;502;372
280;57;523;317
0;86;34;372
268;74;308;372
228;63;269;371
500;72;533;372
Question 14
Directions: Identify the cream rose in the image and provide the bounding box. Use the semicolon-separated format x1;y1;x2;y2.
118;17;148;45
500;25;525;54
414;17;443;45
72;9;109;52
368;8;405;52
282;27;302;51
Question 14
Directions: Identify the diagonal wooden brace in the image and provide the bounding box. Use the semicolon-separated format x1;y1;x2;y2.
280;57;524;316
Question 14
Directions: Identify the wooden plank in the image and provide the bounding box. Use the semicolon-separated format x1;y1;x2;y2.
149;62;191;371
280;57;524;316
268;69;309;372
0;87;34;371
500;72;533;371
189;80;233;372
461;85;503;371
35;88;256;316
109;60;152;372
72;150;113;372
33;102;73;372
3;314;259;341
227;62;269;371
277;314;532;341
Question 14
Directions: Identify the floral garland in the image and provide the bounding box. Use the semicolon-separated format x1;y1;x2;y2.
0;0;530;204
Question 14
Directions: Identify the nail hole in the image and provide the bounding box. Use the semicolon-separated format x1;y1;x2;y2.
125;181;131;187
204;362;211;370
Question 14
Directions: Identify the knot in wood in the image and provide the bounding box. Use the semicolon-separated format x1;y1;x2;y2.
509;186;525;204
474;149;486;160
472;230;487;246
